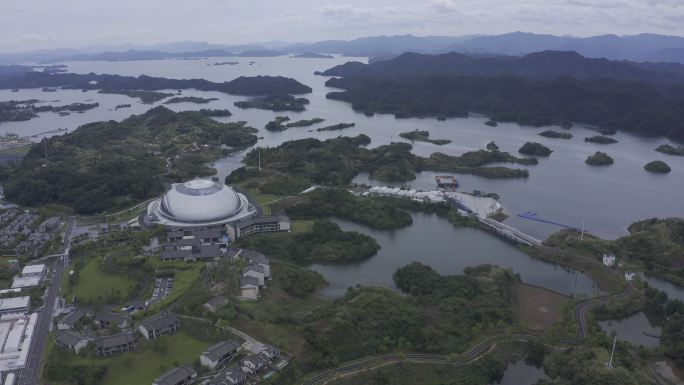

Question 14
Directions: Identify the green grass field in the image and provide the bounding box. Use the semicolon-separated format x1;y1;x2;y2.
50;332;210;385
65;258;136;303
291;220;314;233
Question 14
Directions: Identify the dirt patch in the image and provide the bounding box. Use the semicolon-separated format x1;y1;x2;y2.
514;283;571;331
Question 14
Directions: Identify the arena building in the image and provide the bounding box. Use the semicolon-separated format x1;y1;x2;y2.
145;180;257;229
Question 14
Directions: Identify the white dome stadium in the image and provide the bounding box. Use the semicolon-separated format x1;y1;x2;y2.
146;180;255;227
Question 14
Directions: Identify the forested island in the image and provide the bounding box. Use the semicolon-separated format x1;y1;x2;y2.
585;135;619;144
518;142;552;156
656;144;684;156
0;71;312;96
234;94;310;111
539;130;572;139
0;106;257;213
163;96;218;104
321;51;684;140
315;122;355;131
197;108;232;117
292;52;334;59
585;151;614;166
0;100;99;122
232;135;531;185
399;130;452;145
644;160;671;173
264;116;326;131
99;90;174;103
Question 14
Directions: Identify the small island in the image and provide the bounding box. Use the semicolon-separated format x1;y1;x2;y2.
163;96;219;104
99;90;174;104
316;123;356;132
234;94;310;112
486;141;499;151
539;130;572;139
655;144;684;156
585;135;618;144
293;52;334;59
213;61;238;66
644;160;671;173
585;151;614;166
518;142;552;156
399;130;451;145
265;116;291;132
197;109;232;117
114;104;131;110
485;120;498;127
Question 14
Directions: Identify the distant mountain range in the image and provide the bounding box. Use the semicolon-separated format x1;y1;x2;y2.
6;32;684;65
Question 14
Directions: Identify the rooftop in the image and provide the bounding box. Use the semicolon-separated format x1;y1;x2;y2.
141;313;179;332
21;264;45;275
0;296;30;312
153;365;197;385
240;276;259;288
11;276;41;289
56;329;86;346
202;340;241;361
60;308;89;326
94;312;129;325
95;333;134;348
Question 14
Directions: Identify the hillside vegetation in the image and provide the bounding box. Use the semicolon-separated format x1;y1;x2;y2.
0;106;257;213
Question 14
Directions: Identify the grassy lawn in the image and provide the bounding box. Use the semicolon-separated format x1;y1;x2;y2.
65;258;136;303
513;283;571;331
291;220;314;233
48;332;210;385
247;188;284;206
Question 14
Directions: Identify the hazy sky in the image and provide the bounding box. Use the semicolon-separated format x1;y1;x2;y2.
2;0;684;52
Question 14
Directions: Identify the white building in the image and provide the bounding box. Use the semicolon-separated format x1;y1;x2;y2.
10;276;41;289
0;297;30;315
145;180;256;229
20;264;45;278
602;254;616;267
0;313;38;375
239;277;260;300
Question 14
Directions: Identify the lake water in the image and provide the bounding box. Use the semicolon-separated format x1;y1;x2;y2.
494;360;548;385
310;214;600;298
2;56;684;296
598;311;663;348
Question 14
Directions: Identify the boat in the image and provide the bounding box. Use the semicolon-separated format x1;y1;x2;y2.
11;89;19;92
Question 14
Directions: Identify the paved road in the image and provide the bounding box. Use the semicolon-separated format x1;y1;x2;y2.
16;217;75;385
574;284;633;338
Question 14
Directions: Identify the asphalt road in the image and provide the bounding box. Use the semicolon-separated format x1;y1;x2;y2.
16;217;75;385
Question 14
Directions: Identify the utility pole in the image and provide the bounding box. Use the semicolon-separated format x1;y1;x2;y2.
43;139;48;168
607;335;617;368
580;218;585;240
258;148;261;172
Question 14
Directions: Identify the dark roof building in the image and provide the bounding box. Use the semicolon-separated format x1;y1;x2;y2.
209;366;246;385
200;340;241;369
152;365;197;385
95;333;135;357
94;312;130;328
139;313;180;340
55;330;89;354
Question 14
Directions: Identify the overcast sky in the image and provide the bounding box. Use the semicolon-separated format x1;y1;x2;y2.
2;0;684;52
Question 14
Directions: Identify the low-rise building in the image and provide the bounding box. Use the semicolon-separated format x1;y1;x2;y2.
94;312;130;329
260;345;281;361
0;296;30;315
95;333;135;357
239;276;260;300
160;244;221;262
200;340;241;369
139;314;180;340
152;365;197;385
203;296;228;313
242;264;265;286
57;308;91;330
240;354;269;375
229;215;291;239
55;329;89;354
209;366;246;385
602;254;616;267
20;264;46;278
227;248;270;278
10;276;41;289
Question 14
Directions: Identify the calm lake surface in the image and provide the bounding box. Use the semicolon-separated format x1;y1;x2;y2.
598;311;664;348
2;56;684;297
311;214;600;298
494;360;548;385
